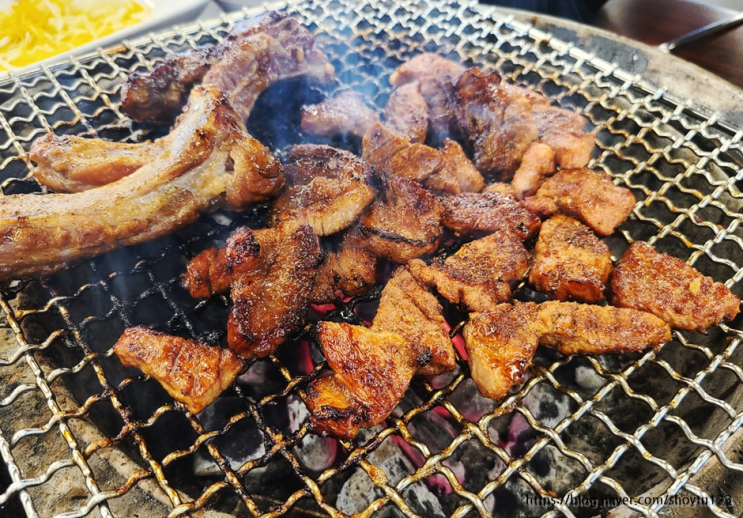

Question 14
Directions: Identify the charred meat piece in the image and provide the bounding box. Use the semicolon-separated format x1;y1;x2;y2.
0;86;283;281
182;227;261;299
464;300;671;400
348;177;444;263
122;12;335;123
409;230;531;312
427;139;485;194
306;321;417;439
529;215;611;303
383;81;429;143
531;103;594;169
371;266;456;376
269;145;375;236
536;301;672;355
30;134;160;193
609;242;741;332
227;222;322;359
301;91;380;139
362;122;482;194
510;142;555;199
454;68;538;179
441;191;541;239
362;122;442;183
537;168;635;236
311;244;377;304
114;326;244;414
389;53;465;141
520;195;559;220
463;303;540;400
121;46;222;125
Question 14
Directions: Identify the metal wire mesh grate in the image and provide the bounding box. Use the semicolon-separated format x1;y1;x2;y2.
1;0;743;517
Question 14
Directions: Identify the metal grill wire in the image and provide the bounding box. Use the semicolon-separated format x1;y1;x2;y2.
0;0;743;517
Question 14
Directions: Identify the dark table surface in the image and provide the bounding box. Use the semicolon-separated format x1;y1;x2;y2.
591;0;743;88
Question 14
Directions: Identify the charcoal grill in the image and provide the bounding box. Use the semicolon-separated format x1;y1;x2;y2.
2;1;743;517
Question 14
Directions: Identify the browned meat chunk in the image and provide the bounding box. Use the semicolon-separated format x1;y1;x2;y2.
389;53;465;140
464;301;671;400
408;230;531;311
121;45;221;125
371;267;456;376
362;122;442;183
362;122;482;194
529;215;611;303
269;145;375;236
609;242;741;332
311;244;377;304
227;222;322;359
483;182;515;197
441;191;541;239
0;86;284;281
30;134;160;193
520;195;559;220
383;81;429;143
306;322;417;439
531;103;594;169
511;142;555;199
114;327;243;414
301;91;380;139
454;68;538;179
463;303;540;400
183;227;261;299
537;168;635;236
536;301;672;355
122;13;335;123
427;139;484;194
348;177;444;263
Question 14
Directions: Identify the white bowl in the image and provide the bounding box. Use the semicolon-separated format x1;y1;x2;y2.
0;0;211;79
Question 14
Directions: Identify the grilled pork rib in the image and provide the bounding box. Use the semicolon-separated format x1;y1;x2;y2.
121;12;335;124
0;86;283;281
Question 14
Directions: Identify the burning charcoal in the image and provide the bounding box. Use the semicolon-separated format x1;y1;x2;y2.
574;364;607;391
238;359;287;399
447;378;498;423
336;435;446;517
522;383;572;429
193;398;266;476
286;395;338;472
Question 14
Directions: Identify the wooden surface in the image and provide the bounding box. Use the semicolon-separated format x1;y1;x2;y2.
592;0;743;88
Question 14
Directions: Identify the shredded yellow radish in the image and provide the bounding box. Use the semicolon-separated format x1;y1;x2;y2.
0;0;151;71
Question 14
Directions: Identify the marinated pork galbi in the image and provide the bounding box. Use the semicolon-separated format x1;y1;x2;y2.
510;142;556;199
269;144;375;236
362;122;483;194
310;244;377;304
464;302;671;400
306;321;418;439
347;177;444;263
300;91;380;139
371;267;456;376
114;327;244;414
182;227;261;299
529;214;612;303
610;242;741;332
122;12;335;123
463;303;541;400
30;134;161;193
441;191;541;239
383;81;429;143
409;230;531;312
228;221;322;359
2;86;283;281
537;168;635;236
389;53;465;141
454;68;538;179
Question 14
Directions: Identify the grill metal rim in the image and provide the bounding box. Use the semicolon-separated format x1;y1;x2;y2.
0;1;743;518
